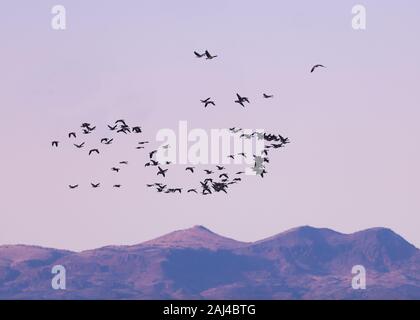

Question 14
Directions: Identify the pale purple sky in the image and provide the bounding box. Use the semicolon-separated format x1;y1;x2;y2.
0;0;419;251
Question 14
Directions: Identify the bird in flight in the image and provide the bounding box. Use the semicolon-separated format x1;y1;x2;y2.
111;167;120;173
188;189;198;193
115;119;127;126
205;50;218;60
149;150;157;159
108;124;118;131
263;93;274;99
132;126;142;133
186;167;195;173
113;184;121;188
157;166;168;177
278;134;290;144
89;149;100;156
138;141;149;145
68;132;77;138
74;142;85;149
235;93;250;107
219;173;229;179
200;98;216;108
194;51;206;58
52;141;59;147
91;183;100;188
119;161;128;165
229;127;242;134
311;64;326;73
204;170;213;175
68;184;79;189
216;166;225;171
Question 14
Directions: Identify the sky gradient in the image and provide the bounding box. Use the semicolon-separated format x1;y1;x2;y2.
0;0;419;251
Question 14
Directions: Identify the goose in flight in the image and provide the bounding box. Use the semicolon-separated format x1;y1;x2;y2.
200;98;216;108
115;119;127;126
311;64;326;73
69;184;79;189
119;161;128;165
74;142;85;149
157;166;168;177
205;50;218;60
263;93;274;99
278;134;290;144
52;141;59;147
235;93;250;107
68;132;76;138
89;149;100;156
188;189;198;193
204;170;213;175
113;184;122;188
111;167;120;172
132;126;142;133
216;166;225;170
108;124;118;131
186;167;195;173
138;141;149;145
194;51;206;58
229;127;242;133
91;183;100;188
149;150;157;159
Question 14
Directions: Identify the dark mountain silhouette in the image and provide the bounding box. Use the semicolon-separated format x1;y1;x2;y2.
0;226;419;299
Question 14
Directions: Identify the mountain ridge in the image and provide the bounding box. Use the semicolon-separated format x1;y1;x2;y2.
0;225;419;299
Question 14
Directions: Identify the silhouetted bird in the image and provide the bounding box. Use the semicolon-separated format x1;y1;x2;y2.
216;166;225;170
119;161;128;165
132;126;142;133
205;50;218;60
74;142;85;149
311;64;326;73
235;93;250;107
186;167;195;173
111;167;120;172
149;150;157;159
52;141;59;147
200;98;216;108
89;149;99;156
69;184;78;189
68;132;76;138
91;183;100;188
188;189;198;193
194;51;205;58
157;166;168;177
108;124;118;131
263;93;274;99
113;184;121;188
204;170;213;174
115;119;127;126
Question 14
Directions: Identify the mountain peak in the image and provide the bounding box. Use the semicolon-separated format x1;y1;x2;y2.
139;225;248;250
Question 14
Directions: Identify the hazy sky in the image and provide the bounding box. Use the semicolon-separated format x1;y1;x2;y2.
0;1;419;251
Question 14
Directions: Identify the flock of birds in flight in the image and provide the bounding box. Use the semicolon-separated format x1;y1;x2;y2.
52;50;325;195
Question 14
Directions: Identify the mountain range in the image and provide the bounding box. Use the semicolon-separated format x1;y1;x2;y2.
0;225;419;299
